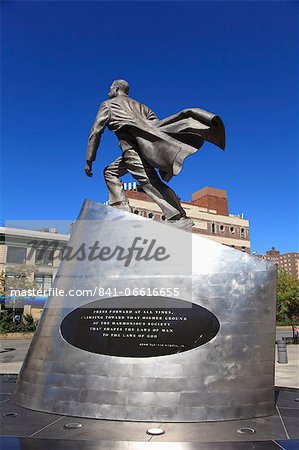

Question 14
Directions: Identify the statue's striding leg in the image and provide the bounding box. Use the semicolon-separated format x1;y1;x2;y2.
103;155;131;211
124;148;189;222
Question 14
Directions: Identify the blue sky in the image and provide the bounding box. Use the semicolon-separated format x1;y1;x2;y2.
1;1;298;254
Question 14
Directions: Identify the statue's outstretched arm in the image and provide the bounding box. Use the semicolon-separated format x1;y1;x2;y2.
86;102;110;163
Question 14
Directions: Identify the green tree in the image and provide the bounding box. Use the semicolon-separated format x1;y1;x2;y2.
4;264;39;293
3;264;40;322
277;269;299;323
0;310;15;333
0;310;37;334
21;313;37;332
0;270;5;298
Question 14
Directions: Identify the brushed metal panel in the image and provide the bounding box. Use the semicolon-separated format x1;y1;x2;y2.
13;200;276;421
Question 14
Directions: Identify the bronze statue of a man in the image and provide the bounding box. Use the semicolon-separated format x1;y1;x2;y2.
85;79;225;230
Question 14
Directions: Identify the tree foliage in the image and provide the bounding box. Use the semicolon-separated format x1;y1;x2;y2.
0;311;37;334
276;269;299;323
0;271;5;298
0;265;40;333
4;264;38;293
3;264;39;309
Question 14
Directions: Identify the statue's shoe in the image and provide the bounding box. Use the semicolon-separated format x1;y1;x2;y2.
167;217;194;231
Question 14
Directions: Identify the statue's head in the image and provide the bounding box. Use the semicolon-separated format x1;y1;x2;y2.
108;79;130;98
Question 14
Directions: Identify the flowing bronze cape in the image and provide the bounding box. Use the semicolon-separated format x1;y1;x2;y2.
127;108;225;181
87;96;225;182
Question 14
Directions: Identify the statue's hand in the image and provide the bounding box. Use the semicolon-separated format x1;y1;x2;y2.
85;161;93;177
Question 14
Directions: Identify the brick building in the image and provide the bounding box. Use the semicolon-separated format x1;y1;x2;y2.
125;184;250;253
256;247;299;279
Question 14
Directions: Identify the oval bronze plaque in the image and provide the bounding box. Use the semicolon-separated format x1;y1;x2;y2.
60;296;220;357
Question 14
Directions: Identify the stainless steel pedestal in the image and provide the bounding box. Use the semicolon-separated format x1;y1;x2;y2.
13;200;277;422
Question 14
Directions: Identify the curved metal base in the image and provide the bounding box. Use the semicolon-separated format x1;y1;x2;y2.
13;201;277;422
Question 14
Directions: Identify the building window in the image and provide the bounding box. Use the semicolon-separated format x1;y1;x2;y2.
34;274;52;292
230;227;235;234
6;246;27;264
161;215;166;221
134;210;139;215
220;225;225;232
241;228;245;237
148;213;154;219
241;246;246;252
36;249;54;266
211;223;216;233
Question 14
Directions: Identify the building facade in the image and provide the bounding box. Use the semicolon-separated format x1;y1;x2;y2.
125;185;251;253
0;226;69;319
256;247;299;279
